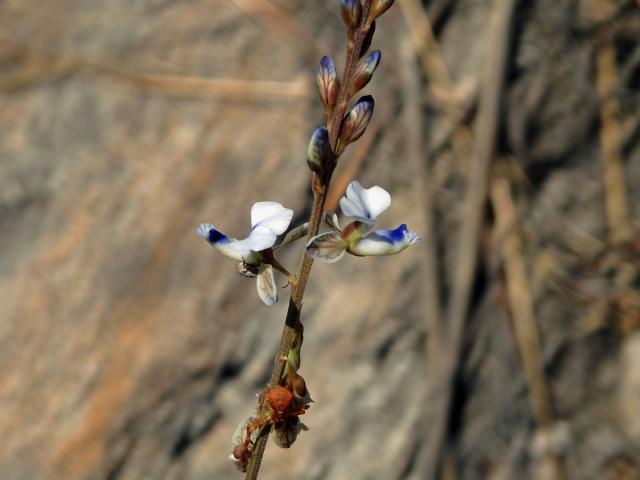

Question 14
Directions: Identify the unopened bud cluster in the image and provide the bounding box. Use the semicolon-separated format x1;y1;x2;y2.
309;0;393;180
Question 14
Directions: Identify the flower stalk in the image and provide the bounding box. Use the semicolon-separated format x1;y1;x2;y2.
243;1;379;478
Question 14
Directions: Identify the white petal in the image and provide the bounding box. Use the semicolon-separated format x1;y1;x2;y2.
323;211;342;232
227;224;277;253
305;232;347;263
339;181;390;222
256;264;278;305
196;223;214;239
251;201;293;235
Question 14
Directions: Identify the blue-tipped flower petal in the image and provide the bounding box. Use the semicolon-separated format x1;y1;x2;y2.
338;95;374;154
351;50;381;95
197;223;228;245
317;56;340;115
340;0;362;38
348;224;421;256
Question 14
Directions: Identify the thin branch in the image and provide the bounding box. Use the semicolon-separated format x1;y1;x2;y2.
0;39;309;102
422;0;518;477
399;35;444;369
490;177;567;480
595;0;631;245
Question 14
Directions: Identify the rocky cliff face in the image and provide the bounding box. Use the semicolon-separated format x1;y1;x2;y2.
0;1;639;479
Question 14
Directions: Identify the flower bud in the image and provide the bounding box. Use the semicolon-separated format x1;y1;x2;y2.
317;56;340;115
372;0;395;18
359;20;375;58
307;126;331;174
340;0;362;38
338;95;374;154
351;50;381;95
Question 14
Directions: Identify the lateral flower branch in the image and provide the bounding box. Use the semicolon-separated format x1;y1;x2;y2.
196;0;418;477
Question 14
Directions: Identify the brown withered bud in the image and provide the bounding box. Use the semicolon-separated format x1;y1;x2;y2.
340;0;362;38
285;368;308;401
317;56;340;116
273;417;308;449
307;127;331;175
359;20;375;59
337;95;374;155
372;0;395;18
351;50;381;95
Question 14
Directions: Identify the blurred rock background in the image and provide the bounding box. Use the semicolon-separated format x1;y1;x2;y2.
0;0;639;479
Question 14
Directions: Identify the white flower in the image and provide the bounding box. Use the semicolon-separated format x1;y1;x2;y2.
306;181;420;263
197;201;293;305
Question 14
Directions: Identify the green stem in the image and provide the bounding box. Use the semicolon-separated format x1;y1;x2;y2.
243;3;374;479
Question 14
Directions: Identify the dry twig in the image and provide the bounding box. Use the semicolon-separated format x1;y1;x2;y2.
595;0;631;246
491;177;567;480
422;0;518;477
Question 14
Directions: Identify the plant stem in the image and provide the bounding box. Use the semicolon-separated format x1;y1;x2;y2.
243;3;373;479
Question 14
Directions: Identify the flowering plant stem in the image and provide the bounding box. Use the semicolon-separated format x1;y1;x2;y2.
244;2;374;478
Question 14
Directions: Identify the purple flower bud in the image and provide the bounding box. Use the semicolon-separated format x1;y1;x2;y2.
372;0;395;19
338;95;374;154
359;20;375;59
340;0;362;38
351;50;381;95
317;56;340;115
307;127;331;174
